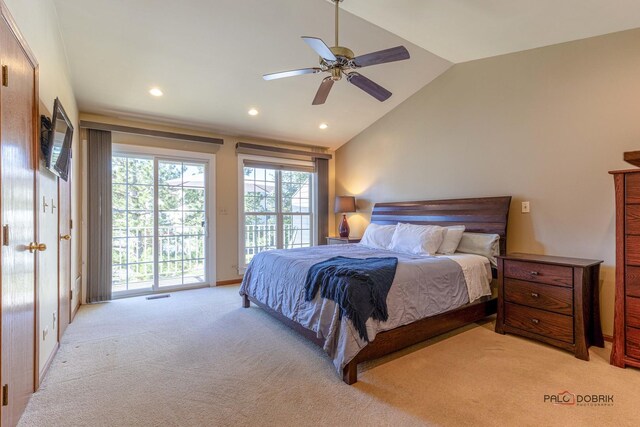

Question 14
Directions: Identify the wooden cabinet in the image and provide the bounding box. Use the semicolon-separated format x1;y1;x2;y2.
326;236;361;245
610;169;640;369
496;253;603;360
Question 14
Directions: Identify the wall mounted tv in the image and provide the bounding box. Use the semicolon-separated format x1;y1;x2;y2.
44;97;74;181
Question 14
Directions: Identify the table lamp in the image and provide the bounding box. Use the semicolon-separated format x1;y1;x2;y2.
334;196;356;238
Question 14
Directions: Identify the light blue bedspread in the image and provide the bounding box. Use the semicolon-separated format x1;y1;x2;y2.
240;244;469;373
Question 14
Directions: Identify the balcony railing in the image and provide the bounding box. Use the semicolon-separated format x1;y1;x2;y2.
244;223;311;262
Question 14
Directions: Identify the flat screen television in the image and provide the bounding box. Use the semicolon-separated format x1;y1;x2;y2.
44;97;74;181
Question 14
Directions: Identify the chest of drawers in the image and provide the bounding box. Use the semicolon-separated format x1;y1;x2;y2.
610;169;640;368
495;253;603;360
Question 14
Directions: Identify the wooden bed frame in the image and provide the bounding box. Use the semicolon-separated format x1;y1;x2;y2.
242;196;512;384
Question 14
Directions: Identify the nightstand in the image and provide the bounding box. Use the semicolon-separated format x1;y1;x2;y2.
495;253;604;360
326;236;361;245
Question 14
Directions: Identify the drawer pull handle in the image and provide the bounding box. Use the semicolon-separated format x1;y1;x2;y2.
531;292;539;298
531;318;540;325
530;271;539;276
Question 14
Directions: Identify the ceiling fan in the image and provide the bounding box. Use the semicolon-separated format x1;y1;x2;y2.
263;0;411;105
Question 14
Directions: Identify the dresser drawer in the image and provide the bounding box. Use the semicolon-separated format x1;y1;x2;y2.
626;296;640;329
504;303;574;343
626;173;640;204
626;205;640;235
503;260;573;288
504;278;573;315
626;236;640;266
626;266;640;298
626;327;640;359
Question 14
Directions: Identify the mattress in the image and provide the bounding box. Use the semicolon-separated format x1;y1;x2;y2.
239;244;493;373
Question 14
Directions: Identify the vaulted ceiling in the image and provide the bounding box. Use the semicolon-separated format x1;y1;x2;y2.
53;0;640;149
53;0;451;149
339;0;640;63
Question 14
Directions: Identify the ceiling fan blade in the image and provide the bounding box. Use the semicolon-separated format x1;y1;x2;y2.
312;77;334;105
263;68;321;81
301;36;337;62
347;73;392;102
352;46;410;68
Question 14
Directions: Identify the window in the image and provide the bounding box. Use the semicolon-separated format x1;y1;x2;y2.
112;148;213;296
239;157;316;270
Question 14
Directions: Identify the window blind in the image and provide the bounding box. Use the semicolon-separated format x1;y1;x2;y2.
242;159;315;173
86;129;113;302
236;142;332;161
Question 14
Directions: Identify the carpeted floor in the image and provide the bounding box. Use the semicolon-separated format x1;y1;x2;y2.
19;286;640;427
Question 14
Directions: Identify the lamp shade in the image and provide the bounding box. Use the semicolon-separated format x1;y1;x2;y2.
334;196;356;214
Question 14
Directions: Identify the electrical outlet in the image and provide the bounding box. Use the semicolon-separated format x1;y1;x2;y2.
522;201;530;213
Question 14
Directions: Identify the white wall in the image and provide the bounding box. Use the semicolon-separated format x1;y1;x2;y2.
336;28;640;336
4;0;80;372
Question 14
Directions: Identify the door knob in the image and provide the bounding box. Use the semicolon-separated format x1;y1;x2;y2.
28;242;47;253
60;234;71;241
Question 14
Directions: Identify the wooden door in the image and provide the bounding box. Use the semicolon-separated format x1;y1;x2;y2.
58;170;71;338
0;7;38;427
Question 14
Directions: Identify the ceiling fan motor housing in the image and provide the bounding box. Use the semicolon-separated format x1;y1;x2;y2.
321;46;355;81
329;46;354;59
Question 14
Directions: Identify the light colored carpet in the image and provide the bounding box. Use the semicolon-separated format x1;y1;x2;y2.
19;286;640;427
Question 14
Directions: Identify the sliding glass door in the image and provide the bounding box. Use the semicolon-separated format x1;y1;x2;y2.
112;152;210;296
158;161;206;287
112;156;155;293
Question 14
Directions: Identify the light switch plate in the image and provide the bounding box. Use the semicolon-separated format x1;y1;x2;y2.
522;201;530;213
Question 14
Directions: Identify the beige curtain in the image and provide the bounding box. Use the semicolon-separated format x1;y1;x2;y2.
86;129;113;302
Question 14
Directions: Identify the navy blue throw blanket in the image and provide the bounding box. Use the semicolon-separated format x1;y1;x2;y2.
304;256;398;342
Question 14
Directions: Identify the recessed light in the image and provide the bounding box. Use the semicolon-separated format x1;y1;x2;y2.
149;87;163;97
248;108;259;116
319;123;328;130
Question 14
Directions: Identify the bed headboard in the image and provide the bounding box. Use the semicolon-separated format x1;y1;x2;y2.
370;196;512;255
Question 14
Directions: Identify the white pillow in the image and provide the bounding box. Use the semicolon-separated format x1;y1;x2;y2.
359;223;396;250
437;225;466;255
456;232;501;266
389;223;445;256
